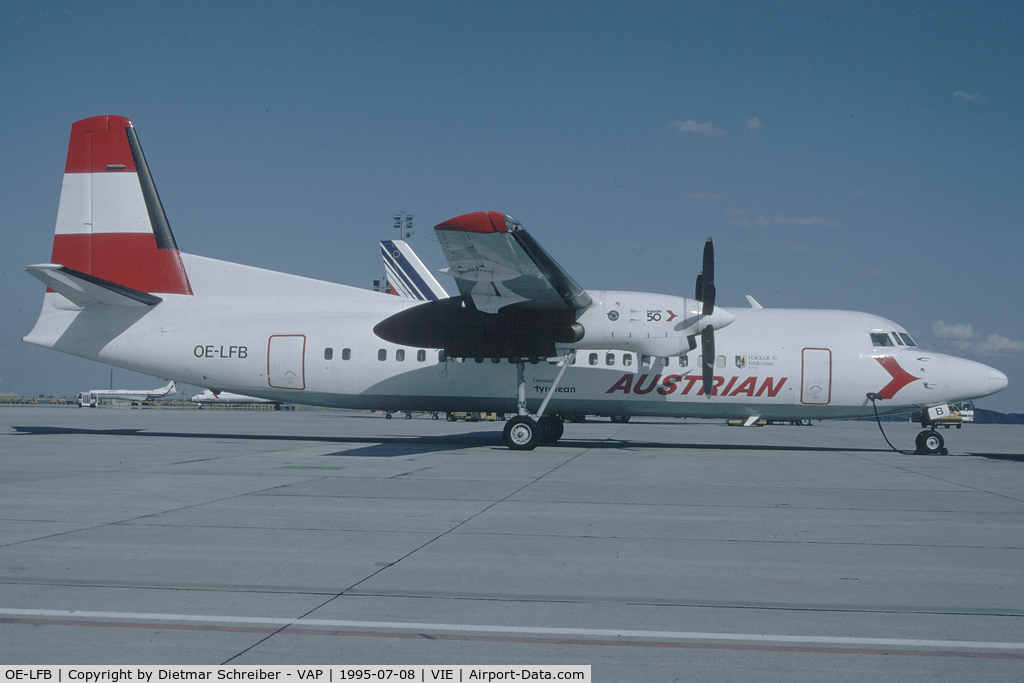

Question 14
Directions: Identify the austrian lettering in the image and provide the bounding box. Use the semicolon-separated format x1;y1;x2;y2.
607;373;787;397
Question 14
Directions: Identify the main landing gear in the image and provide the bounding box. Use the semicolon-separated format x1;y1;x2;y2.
502;352;575;450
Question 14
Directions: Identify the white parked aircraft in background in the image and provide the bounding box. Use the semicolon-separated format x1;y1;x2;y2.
25;116;1007;452
191;389;281;407
85;380;177;403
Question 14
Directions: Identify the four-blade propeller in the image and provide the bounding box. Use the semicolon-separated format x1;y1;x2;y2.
695;238;717;397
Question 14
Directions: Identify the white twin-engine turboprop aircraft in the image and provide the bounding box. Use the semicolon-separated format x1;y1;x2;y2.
25;116;1007;451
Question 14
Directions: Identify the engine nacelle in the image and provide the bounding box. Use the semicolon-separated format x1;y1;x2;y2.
567;290;734;358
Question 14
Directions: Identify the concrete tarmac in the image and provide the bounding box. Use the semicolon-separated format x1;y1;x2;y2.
1;405;1022;680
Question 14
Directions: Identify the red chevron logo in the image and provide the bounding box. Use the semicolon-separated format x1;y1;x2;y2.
874;356;920;399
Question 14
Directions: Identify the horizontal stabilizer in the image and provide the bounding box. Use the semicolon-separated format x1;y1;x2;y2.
26;264;163;308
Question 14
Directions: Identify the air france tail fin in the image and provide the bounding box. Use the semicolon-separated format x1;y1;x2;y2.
380;239;448;300
49;115;191;296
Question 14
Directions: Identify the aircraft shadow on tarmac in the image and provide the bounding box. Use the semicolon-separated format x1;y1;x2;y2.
13;424;1021;460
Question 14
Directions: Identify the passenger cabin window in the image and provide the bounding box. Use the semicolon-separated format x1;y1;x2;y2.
417;350;426;362
378;349;387;361
324;348;333;360
589;353;598;366
396;349;405;361
605;353;615;366
870;332;894;347
623;354;633;367
438;350;447;362
679;355;689;368
342;348;351;360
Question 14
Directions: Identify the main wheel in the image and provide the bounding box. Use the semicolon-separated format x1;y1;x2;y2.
539;415;564;444
503;416;541;450
610;415;631;423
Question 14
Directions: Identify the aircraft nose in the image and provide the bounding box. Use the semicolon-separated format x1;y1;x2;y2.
989;368;1009;395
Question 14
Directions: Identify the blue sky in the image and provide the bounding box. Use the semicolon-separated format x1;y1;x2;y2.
2;1;1022;411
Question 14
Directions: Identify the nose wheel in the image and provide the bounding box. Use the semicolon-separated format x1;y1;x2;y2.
915;429;947;455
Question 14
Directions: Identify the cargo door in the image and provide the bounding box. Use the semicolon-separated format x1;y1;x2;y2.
268;335;306;389
801;347;832;405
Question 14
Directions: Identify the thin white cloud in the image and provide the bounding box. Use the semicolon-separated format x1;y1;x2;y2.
932;320;1024;357
726;208;837;228
745;117;762;130
932;320;977;341
775;215;839;227
953;90;982;102
974;334;1024;356
671;120;727;137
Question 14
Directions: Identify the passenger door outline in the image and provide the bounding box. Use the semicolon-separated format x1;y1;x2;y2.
801;347;832;405
268;334;306;389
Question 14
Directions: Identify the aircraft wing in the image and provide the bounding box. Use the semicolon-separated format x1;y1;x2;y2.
435;212;592;314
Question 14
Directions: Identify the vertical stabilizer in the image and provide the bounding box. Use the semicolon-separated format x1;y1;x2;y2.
50;115;192;295
380;239;448;300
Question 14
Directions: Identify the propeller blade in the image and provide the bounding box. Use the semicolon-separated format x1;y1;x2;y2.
695;272;704;302
701;281;716;316
702;238;714;283
701;238;715;315
701;324;716;396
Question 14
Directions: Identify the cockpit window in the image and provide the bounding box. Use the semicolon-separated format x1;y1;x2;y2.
870;332;894;347
897;332;918;347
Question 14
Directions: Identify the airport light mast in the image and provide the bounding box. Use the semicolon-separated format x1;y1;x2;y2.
374;212;414;293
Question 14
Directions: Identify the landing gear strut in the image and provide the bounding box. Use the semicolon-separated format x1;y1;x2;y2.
501;351;574;450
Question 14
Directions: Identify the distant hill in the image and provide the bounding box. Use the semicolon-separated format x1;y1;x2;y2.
974;409;1024;425
859;409;1023;425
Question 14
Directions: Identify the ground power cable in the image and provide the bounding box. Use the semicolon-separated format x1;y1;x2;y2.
867;393;915;455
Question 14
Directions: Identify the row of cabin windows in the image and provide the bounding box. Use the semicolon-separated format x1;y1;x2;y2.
324;347;435;362
322;347;710;367
580;352;691;368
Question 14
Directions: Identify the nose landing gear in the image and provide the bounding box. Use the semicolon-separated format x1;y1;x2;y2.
868;393;951;456
915;429;948;455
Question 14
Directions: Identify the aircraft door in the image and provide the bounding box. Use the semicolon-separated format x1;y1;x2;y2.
801;348;832;405
268;335;306;389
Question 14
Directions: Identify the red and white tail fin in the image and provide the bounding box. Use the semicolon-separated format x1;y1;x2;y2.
50;115;192;295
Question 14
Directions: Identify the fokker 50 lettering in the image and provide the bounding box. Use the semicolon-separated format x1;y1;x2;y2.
24;116;1008;453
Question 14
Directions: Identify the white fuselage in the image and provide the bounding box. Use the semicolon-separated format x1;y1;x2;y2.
25;253;1005;421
